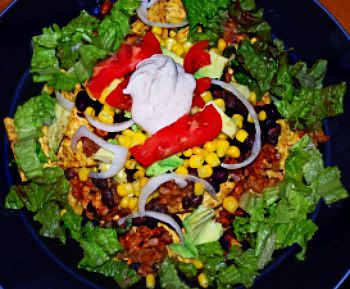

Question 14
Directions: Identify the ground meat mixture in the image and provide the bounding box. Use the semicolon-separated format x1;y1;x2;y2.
117;226;173;277
228;144;282;197
66;169;131;222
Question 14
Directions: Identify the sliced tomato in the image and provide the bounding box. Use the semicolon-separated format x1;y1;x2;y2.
130;104;222;166
184;40;211;74
192;77;212;108
105;77;132;111
87;32;162;99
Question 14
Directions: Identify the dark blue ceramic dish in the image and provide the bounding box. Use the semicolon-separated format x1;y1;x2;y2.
0;1;349;288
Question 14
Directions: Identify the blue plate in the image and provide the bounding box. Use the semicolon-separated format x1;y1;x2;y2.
0;0;349;288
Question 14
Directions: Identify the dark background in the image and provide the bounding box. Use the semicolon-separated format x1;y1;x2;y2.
0;0;349;288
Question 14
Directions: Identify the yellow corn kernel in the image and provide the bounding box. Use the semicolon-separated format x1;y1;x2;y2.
258;110;267;121
125;159;137;170
217;132;228;140
192;146;204;155
197;165;213;178
193;259;204;269
128;197;138;210
233;117;243;128
232;114;244;122
151;26;163;36
165;37;177;50
201;91;213;103
98;110;114;124
132;180;141;195
262;94;272;104
183;148;193;157
223;196;239;213
59;209;67;217
215;139;230;158
183;159;190;168
189;155;204;169
131;132;147;147
226;146;241;158
133;169;145;180
118;135;132;148
213;98;225;111
217;38;227;51
205;152;221;167
140;176;149;188
203;141;216;152
183;41;192;53
146;274;156;289
175;166;189;175
78;168;90;182
198;273;209;288
85;107;95;117
194;182;205;196
122;129;135;137
209;47;222;55
236;129;249;143
172;43;185;56
247;113;254;123
117;183;133;197
250;37;258;44
120;196;129;209
249;91;257;104
169;30;177;38
197;26;203;33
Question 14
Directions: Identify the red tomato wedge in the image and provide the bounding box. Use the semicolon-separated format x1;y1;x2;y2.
192;77;212;108
105;77;132;111
87;32;162;99
130;104;222;166
184;40;211;74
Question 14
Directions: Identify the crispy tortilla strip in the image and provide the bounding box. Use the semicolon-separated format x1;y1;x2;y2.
147;0;186;24
202;181;236;209
57;107;97;168
4;117;27;181
276;119;300;173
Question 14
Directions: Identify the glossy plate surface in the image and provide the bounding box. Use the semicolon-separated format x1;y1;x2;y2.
0;0;349;288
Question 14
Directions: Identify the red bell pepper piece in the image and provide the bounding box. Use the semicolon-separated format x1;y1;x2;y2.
130;104;222;166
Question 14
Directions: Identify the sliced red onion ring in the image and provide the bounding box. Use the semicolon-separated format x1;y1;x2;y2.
55;91;74;111
118;210;184;243
71;125;128;179
138;173;217;213
211;79;261;170
85;112;134;133
137;0;188;28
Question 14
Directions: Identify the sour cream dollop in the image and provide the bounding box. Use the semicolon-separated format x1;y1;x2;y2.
124;54;196;135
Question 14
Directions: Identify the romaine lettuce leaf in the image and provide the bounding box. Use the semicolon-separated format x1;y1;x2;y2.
160;258;196;289
146;155;184;177
183;0;230;45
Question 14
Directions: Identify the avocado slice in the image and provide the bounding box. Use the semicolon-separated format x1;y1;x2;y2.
194;51;228;79
161;48;184;66
210;102;238;139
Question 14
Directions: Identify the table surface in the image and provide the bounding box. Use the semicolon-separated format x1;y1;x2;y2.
0;0;349;34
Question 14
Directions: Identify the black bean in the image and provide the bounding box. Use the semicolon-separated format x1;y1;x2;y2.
267;125;281;146
146;199;168;214
213;167;228;183
93;178;108;190
125;169;137;183
114;112;129;123
89;100;103;115
191;195;203;208
206;177;221;192
101;189;115;209
64;168;76;180
182;196;191;210
75;91;91;112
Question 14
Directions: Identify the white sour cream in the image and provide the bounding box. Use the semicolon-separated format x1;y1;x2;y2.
124;54;196;135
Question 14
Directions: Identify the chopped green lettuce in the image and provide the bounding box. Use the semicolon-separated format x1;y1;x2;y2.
160;258;196;289
233;136;348;263
14;93;56;139
31;1;138;90
183;0;230;45
146;155;184;177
